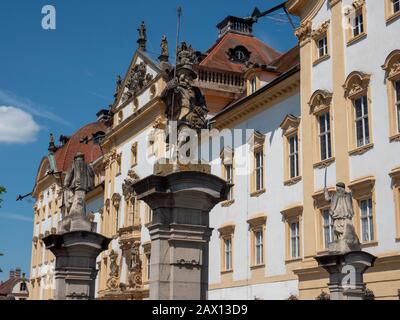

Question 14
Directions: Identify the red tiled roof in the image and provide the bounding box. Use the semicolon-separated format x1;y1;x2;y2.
270;45;300;73
0;277;25;295
200;32;281;73
54;122;106;172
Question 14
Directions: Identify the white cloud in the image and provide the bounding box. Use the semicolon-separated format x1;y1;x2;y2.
0;106;40;143
0;88;70;126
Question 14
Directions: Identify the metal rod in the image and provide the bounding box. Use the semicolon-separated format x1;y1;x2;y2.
170;6;182;158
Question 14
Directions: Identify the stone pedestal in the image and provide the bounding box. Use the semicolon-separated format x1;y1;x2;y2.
131;166;231;300
43;231;110;300
315;251;376;300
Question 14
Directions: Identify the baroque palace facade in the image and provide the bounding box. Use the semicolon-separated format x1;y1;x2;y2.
29;0;400;300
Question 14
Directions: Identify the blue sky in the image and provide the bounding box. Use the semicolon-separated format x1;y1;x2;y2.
0;0;298;280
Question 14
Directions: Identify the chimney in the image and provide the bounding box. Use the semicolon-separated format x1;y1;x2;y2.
216;16;254;38
15;268;21;278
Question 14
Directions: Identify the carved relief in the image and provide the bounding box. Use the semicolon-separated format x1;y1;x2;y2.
295;21;312;43
312;20;330;40
343;72;371;99
153;115;167;130
122;169;140;200
382;50;400;80
111;193;121;210
123;62;153;102
106;250;120;290
308;90;333;114
127;242;142;288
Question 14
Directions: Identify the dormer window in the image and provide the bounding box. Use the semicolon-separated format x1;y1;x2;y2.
235;50;245;61
229;46;251;63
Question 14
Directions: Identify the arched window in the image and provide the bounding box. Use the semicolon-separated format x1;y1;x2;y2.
382;50;400;142
343;71;373;155
308;90;334;167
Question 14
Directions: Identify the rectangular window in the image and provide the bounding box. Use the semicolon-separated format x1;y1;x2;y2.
290;221;300;259
255;230;264;265
254;150;264;191
318;36;328;58
360;198;374;242
396;80;400;133
224;238;232;271
225;164;233;200
288;135;299;178
318;112;332;160
394;0;400;13
322;209;334;248
353;13;364;37
354;96;370;147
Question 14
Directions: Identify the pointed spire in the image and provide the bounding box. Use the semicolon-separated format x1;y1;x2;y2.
159;35;169;62
137;21;147;50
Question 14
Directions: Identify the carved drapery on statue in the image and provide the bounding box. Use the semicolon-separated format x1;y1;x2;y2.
62;152;95;217
123;62;153;102
324;182;361;253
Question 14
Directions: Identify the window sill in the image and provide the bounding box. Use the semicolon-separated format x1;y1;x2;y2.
389;133;400;142
131;163;138;168
313;54;330;66
284;176;302;186
221;199;235;207
395;237;400;243
250;264;265;270
361;241;378;248
349;143;374;156
285;257;302;264
347;32;367;46
220;269;233;275
313;157;335;169
386;11;400;24
250;189;266;198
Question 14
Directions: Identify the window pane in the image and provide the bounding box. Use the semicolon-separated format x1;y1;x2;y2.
396;81;400;132
395;0;400;13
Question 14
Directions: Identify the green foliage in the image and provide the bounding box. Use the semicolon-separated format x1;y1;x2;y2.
0;185;6;208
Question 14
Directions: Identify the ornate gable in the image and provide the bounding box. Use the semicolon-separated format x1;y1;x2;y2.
113;51;161;111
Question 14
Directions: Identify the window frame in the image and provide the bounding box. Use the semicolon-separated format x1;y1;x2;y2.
343;72;373;155
249;132;266;196
218;224;235;274
311;20;330;65
281;205;303;262
385;0;400;23
346;2;367;45
348;176;378;247
247;215;267;269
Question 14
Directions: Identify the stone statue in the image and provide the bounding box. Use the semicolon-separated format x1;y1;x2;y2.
324;182;361;253
161;65;208;131
62;152;94;219
114;75;123;98
160;35;169;58
137;21;146;50
176;42;197;66
126;243;142;288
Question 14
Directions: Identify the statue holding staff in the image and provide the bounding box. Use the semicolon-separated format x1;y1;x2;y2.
323;166;361;253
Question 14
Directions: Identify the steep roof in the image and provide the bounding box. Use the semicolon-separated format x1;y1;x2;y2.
269;45;300;73
53;122;106;172
199;32;281;73
0;277;25;296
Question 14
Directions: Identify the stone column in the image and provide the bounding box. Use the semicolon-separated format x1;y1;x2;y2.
43;231;110;300
315;251;376;300
131;166;230;300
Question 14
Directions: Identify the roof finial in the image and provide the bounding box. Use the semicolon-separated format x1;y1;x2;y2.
137;21;147;50
48;133;57;153
159;35;169;62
